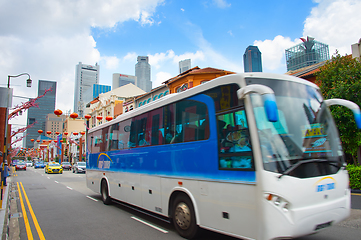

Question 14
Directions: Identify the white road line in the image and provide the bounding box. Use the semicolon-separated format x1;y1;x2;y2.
131;216;168;233
86;196;98;202
54;181;59;184
66;186;73;190
47;177;50;179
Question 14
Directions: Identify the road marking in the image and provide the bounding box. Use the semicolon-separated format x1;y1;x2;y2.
352;193;361;196
86;196;98;202
131;216;168;233
47;177;50;179
20;182;46;240
17;182;33;240
54;181;59;184
66;186;73;190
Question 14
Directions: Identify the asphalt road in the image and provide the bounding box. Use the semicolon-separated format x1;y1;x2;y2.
7;167;361;240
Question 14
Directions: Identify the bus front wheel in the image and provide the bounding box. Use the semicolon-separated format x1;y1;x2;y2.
101;180;111;205
172;194;199;239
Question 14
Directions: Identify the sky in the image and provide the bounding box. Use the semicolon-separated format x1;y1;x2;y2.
1;0;361;142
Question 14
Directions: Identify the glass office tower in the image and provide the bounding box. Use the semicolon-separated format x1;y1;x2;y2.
243;46;263;72
25;80;56;148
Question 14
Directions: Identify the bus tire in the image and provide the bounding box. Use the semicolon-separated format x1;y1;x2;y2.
101;180;111;205
172;194;199;239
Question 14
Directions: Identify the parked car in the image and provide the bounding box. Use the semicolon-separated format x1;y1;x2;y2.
26;160;33;167
15;161;26;171
45;162;63;174
61;162;72;171
34;161;45;169
72;162;86;174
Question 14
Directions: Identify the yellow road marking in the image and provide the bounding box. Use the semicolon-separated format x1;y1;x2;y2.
20;182;46;240
351;193;361;196
17;182;33;240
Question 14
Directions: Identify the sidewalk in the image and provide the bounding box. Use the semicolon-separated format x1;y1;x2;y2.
0;177;10;240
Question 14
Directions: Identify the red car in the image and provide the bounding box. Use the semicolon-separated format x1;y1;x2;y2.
15;162;27;171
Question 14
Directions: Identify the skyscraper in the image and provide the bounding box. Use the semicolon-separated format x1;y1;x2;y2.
25;80;57;148
112;73;137;89
285;36;330;72
179;59;191;73
135;56;151;92
243;46;263;72
74;62;99;117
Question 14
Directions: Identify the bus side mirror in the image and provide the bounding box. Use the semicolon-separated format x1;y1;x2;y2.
237;84;278;122
324;98;361;129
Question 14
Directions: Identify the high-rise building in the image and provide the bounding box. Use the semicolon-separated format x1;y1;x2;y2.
179;59;191;73
83;84;111;106
243;46;263;72
285;36;330;72
74;62;99;117
135;56;151;92
45;113;66;139
25;80;57;148
112;73;136;89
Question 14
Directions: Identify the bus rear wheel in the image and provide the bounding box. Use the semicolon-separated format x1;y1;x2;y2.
172;194;199;239
101;180;111;205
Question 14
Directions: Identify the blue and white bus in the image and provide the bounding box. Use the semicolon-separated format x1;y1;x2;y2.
86;73;361;240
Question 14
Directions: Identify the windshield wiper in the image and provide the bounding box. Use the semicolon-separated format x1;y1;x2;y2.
278;159;339;179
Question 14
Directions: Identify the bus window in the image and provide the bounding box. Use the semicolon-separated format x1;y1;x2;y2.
118;119;131;150
108;123;120;151
217;109;254;170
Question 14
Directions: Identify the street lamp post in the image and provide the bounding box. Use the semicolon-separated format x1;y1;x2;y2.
1;73;31;207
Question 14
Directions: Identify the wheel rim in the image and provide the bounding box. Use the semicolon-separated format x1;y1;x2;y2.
174;202;191;230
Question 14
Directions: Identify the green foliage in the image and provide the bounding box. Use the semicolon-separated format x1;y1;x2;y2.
316;53;361;159
346;164;361;190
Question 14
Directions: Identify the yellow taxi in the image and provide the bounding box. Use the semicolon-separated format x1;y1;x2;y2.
45;162;63;174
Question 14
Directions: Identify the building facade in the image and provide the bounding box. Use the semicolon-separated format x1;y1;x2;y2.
112;73;136;90
74;62;99;117
83;84;111;106
86;84;145;128
135;56;151;92
243;46;263;72
285;36;330;72
179;59;191;73
25;80;57;148
45;113;66;139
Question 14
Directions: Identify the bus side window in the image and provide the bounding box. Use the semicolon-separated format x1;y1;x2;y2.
218;109;254;170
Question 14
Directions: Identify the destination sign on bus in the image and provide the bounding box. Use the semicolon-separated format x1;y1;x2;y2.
302;123;325;138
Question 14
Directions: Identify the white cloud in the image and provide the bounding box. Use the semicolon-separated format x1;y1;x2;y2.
213;0;231;8
303;0;361;55
154;72;173;88
0;0;164;114
181;8;185;12
254;36;301;72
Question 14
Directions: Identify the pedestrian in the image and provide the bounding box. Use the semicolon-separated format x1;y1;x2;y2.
1;162;9;186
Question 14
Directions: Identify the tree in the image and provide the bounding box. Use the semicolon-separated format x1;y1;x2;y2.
315;52;361;164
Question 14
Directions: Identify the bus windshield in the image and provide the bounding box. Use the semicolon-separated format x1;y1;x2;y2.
247;78;344;178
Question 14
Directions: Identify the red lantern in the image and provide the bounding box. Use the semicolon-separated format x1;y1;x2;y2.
49;140;52;143
38;129;43;134
54;109;63;117
42;140;46;143
70;112;78;119
80;132;85;136
55;131;60;135
60;140;63;143
64;132;68;136
47;131;52;135
106;116;113;121
73;132;79;136
54;140;58;143
84;114;91;120
96;116;103;121
36;140;40;142
31;139;34;142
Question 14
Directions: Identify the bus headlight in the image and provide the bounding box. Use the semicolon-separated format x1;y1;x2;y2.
265;193;290;213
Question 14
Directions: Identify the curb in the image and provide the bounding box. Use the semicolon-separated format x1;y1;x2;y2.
0;179;11;240
351;189;361;194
